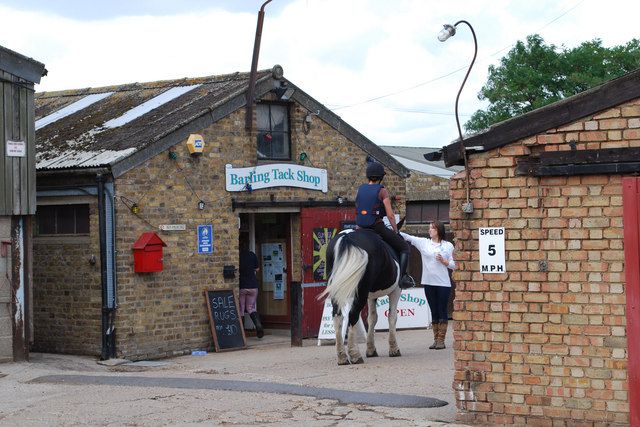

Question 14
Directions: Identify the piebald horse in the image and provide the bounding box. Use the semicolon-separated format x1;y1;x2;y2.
320;228;402;365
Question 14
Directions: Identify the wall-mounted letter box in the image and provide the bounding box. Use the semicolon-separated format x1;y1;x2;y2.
132;232;167;273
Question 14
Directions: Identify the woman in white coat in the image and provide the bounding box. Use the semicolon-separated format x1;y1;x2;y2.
400;221;455;349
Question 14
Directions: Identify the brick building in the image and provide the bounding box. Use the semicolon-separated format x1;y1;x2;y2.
440;69;640;425
32;66;409;360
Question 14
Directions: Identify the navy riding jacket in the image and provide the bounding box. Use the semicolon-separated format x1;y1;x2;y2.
355;183;384;227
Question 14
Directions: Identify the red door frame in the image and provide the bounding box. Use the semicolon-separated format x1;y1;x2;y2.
622;177;640;426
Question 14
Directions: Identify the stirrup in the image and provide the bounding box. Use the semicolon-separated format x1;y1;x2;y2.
399;274;415;289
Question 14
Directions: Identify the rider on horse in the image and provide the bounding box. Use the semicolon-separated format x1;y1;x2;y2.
355;161;414;289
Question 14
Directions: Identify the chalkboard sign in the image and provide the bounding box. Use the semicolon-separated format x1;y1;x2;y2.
204;288;246;352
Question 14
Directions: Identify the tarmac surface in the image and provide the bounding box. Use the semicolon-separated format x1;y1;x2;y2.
0;328;469;426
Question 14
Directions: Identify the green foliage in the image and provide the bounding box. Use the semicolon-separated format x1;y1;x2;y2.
464;35;640;133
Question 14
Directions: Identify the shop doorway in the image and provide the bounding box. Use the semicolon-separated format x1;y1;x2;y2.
239;213;291;329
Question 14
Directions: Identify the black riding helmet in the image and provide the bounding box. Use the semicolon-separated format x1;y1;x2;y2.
366;161;385;180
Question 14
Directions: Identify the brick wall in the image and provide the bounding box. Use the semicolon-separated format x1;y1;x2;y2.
32;200;102;355
114;102;406;360
403;170;450;236
450;98;639;425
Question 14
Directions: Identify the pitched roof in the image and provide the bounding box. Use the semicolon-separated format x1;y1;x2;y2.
35;67;408;178
441;67;640;167
0;44;47;83
380;146;463;178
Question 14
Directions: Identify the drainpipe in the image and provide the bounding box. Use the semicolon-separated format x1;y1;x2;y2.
245;0;272;130
97;174;115;359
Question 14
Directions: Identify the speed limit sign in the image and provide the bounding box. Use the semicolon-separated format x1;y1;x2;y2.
479;227;506;273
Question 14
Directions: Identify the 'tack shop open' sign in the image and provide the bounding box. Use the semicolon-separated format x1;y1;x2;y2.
225;164;328;193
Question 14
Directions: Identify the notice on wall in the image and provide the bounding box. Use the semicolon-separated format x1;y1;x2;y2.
479;227;506;273
197;224;213;254
6;140;26;157
374;288;431;330
261;242;286;298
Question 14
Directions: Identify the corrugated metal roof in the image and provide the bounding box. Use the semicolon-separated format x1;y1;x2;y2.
37;148;137;169
35;71;270;171
381;146;463;178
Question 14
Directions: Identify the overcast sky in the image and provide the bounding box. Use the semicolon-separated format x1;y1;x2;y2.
2;0;639;148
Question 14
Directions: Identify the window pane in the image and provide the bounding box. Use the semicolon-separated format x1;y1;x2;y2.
271;132;289;159
57;207;75;234
256;104;269;130
406;203;422;223
257;132;271;159
37;205;57;234
270;106;286;132
438;202;450;222
75;205;90;233
421;203;438;223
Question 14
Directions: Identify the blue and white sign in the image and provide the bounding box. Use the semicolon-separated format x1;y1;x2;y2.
197;224;213;254
225;164;328;193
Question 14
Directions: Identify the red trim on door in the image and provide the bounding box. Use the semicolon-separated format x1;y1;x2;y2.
622;176;640;426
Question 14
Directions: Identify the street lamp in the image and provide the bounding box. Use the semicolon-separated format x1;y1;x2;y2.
438;20;477;214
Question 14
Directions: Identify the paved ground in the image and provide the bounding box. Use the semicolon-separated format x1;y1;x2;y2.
0;328;468;426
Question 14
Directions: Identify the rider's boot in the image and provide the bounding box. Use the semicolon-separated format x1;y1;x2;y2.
399;252;415;289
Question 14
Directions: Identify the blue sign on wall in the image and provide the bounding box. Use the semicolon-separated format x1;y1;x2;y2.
197;224;213;254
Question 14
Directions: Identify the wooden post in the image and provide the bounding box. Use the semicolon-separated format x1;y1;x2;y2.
290;281;302;347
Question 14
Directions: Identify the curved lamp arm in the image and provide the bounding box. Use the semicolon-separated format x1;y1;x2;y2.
438;20;477;213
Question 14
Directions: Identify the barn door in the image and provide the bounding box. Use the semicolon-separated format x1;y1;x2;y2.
623;177;640;426
300;207;356;338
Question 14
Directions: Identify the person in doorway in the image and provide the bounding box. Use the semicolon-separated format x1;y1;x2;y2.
239;240;264;338
400;221;455;349
355;160;414;288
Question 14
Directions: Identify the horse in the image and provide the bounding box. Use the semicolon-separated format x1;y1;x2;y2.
319;228;402;365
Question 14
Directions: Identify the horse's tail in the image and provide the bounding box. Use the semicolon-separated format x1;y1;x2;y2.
319;234;368;309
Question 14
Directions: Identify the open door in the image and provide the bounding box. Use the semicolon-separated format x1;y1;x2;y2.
254;213;291;328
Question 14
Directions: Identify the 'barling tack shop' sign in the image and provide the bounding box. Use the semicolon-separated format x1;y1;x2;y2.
225;164;328;193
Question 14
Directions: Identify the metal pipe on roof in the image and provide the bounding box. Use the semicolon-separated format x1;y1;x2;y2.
245;0;272;130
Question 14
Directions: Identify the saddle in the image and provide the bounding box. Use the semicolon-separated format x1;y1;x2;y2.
353;229;415;289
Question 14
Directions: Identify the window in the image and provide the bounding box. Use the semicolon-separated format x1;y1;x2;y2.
36;204;90;235
406;201;450;224
257;103;290;160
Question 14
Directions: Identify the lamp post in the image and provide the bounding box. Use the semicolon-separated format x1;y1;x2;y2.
438;20;477;214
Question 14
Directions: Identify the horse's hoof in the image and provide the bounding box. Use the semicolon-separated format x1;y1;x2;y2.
351;357;364;364
389;350;401;357
366;350;378;358
338;360;350;366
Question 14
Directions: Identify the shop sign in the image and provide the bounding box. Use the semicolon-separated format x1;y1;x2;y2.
374;288;431;330
479;227;506;273
225;163;328;193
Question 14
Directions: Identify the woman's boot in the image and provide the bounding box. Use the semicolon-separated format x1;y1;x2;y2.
435;321;448;349
429;322;439;349
250;312;264;339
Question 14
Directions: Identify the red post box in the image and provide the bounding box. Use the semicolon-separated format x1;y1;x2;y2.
132;232;167;273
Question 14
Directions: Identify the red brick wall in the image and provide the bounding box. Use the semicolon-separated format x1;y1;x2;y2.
450;99;639;425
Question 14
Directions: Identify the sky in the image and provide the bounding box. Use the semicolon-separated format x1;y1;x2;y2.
2;0;640;148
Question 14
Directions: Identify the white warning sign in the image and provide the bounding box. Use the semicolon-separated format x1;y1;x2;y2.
479;227;506;273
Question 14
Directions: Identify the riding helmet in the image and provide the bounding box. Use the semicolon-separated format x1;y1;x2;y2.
366;161;385;179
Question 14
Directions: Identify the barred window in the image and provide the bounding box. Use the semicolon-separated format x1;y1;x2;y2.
406;201;449;224
36;204;90;235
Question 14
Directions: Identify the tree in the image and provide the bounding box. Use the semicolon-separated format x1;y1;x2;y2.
464;35;640;133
